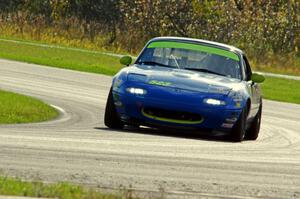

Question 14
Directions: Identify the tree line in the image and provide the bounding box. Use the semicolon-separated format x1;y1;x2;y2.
0;0;299;57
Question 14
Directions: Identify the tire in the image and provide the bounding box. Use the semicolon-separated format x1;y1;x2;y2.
104;88;124;129
127;124;140;128
231;107;248;142
245;104;262;140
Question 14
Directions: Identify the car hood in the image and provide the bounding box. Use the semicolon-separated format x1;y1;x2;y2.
125;64;242;94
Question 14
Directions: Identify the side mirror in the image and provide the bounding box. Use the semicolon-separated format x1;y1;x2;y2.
120;56;132;66
251;73;265;83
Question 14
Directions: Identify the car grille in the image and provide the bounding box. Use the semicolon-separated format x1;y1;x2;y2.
142;107;203;124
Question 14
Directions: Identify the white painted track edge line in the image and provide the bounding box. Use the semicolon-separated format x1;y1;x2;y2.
0;38;137;59
257;71;300;81
50;104;66;115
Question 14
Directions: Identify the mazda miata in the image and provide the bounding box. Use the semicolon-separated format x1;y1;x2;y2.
104;37;265;141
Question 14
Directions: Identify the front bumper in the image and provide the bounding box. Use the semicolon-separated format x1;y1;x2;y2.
112;83;243;131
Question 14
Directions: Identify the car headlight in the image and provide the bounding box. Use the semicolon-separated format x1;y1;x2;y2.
203;98;226;106
126;87;147;95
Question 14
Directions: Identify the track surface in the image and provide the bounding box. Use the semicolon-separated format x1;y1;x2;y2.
0;59;299;199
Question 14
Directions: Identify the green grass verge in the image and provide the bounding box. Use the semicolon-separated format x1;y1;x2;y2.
0;176;135;199
0;39;300;105
261;76;300;105
0;39;122;76
0;90;58;124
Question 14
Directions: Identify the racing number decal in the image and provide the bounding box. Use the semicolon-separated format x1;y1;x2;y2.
149;80;172;87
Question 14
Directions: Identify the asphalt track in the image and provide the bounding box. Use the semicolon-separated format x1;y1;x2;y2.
0;59;299;199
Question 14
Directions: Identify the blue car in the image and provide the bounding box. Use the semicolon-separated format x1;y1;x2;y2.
104;37;265;141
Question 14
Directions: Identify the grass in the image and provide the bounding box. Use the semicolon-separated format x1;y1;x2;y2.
0;39;122;76
0;176;137;199
0;38;300;105
0;90;58;124
251;53;300;77
261;76;300;104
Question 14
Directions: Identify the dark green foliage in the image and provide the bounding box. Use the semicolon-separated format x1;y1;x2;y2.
24;0;51;16
0;0;299;57
67;0;121;42
0;0;23;12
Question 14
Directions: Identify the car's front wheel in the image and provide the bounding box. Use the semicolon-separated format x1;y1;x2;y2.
104;88;124;129
231;107;248;142
245;104;262;140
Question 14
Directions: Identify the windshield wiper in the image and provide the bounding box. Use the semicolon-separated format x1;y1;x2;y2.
137;61;173;68
184;68;225;77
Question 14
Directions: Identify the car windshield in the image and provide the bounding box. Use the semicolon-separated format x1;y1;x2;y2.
136;41;242;79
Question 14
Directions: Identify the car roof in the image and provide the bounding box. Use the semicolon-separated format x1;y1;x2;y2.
149;36;244;55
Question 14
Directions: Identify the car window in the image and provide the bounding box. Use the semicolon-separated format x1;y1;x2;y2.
243;56;252;81
137;41;242;79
